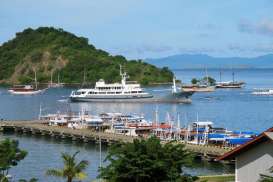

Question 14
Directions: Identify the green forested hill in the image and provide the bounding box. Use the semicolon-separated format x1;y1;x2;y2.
0;27;173;85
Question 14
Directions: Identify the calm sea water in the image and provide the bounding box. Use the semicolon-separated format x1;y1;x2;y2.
1;68;273;181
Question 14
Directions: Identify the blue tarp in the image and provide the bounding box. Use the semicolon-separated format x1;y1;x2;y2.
208;133;226;138
226;138;252;145
233;131;256;135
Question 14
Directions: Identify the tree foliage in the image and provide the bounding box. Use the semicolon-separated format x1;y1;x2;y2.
0;27;173;85
46;151;89;182
0;139;27;179
191;76;216;86
99;136;195;182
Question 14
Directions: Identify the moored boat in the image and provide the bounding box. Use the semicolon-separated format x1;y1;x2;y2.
8;70;46;95
252;88;273;95
171;77;195;98
8;85;45;95
70;66;153;102
181;84;216;92
216;69;245;88
216;81;244;88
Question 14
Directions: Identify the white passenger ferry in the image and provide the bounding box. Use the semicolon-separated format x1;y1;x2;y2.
70;66;153;102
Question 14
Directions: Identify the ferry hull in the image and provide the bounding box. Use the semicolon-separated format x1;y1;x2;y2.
70;94;153;101
70;95;191;103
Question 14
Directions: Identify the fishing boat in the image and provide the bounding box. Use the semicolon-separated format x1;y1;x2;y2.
181;84;215;92
8;70;46;95
171;77;195;98
70;65;153;102
252;88;273;95
181;68;216;92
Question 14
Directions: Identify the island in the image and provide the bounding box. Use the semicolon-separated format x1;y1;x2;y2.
0;27;173;85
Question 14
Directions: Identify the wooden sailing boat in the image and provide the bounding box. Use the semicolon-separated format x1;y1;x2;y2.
8;70;46;95
48;70;64;88
216;68;245;88
181;67;215;92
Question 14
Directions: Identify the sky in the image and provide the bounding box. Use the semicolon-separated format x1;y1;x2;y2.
1;0;273;59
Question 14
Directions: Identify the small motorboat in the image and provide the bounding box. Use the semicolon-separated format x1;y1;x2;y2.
252;88;273;95
8;85;45;95
8;70;46;95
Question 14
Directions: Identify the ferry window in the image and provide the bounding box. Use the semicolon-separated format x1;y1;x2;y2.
116;92;121;94
75;92;81;95
81;92;86;94
138;91;142;93
100;92;106;94
132;91;137;93
88;92;94;94
125;92;130;94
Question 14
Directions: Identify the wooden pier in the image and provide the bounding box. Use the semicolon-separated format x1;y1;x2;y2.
0;120;232;158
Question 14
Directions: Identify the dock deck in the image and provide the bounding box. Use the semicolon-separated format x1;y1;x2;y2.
0;120;232;158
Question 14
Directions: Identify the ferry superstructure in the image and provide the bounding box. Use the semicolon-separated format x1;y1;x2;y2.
70;66;153;102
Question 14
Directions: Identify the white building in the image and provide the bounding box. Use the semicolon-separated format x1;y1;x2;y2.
218;127;273;182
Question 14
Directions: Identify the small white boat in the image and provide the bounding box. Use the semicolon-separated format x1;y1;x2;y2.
8;85;45;95
252;88;273;95
49;115;68;126
8;70;46;95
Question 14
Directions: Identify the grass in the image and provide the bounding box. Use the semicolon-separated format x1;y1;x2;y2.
197;174;235;182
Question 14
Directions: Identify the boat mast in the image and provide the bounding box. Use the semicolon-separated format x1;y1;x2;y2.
172;77;177;93
38;103;42;120
219;68;222;82
232;70;235;83
177;113;181;140
205;66;209;86
57;72;60;84
196;113;199;144
50;70;53;86
34;69;38;90
155;106;159;136
120;65;128;90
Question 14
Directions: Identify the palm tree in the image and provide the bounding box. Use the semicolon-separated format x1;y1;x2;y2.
46;151;89;182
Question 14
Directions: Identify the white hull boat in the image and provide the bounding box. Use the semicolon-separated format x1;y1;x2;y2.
70;65;153;102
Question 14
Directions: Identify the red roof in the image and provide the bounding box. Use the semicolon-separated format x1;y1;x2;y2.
217;127;273;161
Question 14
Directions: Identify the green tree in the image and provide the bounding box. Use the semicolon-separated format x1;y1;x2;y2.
0;139;27;181
99;136;194;182
202;76;216;86
191;78;199;85
46;151;89;182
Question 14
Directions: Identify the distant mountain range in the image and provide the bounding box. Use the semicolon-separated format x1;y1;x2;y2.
146;54;273;69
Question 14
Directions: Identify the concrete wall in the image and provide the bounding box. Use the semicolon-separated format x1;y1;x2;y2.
236;140;273;182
